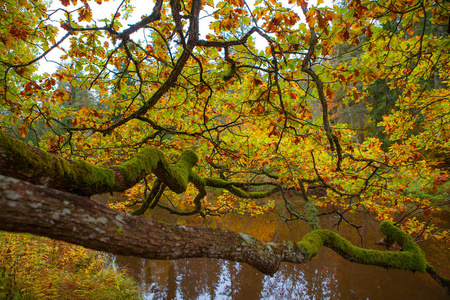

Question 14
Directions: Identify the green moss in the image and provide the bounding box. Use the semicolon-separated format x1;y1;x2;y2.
117;148;198;194
176;150;198;169
74;160;115;187
170;150;198;191
0;131;115;190
1;130;53;173
3;130;281;204
2;131;199;195
110;148;200;194
203;176;280;199
305;201;321;230
113;225;123;237
189;172;206;186
116;147;161;185
379;221;427;271
241;186;279;199
297;230;327;259
204;177;232;187
296;221;428;272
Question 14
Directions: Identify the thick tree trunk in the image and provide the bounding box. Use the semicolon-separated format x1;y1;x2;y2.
0;175;299;275
0;175;437;277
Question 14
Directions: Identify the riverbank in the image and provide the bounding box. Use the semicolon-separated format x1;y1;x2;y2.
0;231;141;299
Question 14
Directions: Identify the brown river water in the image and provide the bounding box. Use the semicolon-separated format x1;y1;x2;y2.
94;194;450;299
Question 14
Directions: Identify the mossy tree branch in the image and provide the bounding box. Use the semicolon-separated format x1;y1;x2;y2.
0;174;448;294
0;130;196;196
0;130;281;205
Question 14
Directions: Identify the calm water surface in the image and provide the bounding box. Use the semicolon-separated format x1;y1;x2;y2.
96;194;450;299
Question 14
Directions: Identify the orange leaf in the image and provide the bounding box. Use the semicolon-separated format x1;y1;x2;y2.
435;172;448;185
326;87;335;99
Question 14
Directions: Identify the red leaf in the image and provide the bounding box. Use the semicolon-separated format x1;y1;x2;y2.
326;87;335;99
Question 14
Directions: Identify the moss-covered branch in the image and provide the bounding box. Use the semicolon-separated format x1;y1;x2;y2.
1;175;448;294
0;130;197;196
204;177;281;198
0;130;282;209
297;222;427;272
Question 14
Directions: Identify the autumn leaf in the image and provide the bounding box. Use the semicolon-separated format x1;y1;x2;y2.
251;103;265;114
325;87;335;99
78;7;92;22
253;78;263;86
435;172;448;186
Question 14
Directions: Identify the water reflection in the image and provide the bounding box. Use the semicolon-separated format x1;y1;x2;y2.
111;251;447;299
95;194;449;299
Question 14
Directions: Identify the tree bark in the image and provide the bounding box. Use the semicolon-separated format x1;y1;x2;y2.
0;174;297;275
0;175;439;278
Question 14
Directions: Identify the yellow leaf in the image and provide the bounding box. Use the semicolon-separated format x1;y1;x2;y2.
304;109;313;120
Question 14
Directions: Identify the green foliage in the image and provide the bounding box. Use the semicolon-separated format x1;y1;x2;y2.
0;231;141;299
0;263;27;300
364;79;398;148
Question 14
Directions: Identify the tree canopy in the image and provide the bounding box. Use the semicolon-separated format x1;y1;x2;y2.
0;0;449;295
